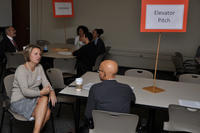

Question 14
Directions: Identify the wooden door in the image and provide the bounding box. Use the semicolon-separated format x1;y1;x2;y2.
12;0;30;50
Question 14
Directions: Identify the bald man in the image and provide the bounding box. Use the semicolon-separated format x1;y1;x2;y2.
84;60;136;126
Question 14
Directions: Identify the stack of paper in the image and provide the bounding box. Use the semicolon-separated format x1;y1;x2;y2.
82;83;95;90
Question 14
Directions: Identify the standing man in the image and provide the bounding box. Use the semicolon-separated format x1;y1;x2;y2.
0;26;18;52
0;26;18;61
0;26;18;91
83;60;136;132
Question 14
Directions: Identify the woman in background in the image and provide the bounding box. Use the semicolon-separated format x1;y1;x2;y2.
73;32;98;77
74;25;89;47
92;28;106;55
10;44;57;133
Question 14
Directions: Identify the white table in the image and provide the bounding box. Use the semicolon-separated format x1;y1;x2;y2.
60;72;200;132
60;72;200;108
41;44;77;73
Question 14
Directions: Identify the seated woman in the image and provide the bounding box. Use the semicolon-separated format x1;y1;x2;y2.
74;25;89;47
10;44;57;133
92;28;106;55
73;32;98;77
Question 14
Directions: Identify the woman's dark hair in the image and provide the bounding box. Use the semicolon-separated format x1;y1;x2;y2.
76;25;89;35
85;32;93;42
94;29;104;37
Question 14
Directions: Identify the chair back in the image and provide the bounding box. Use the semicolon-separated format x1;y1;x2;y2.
164;104;200;133
105;46;111;53
36;40;49;46
46;68;66;89
92;46;111;71
6;53;25;69
178;74;200;84
66;38;75;44
92;53;106;71
195;46;200;58
3;74;15;98
124;69;153;79
53;58;76;76
4;74;29;121
171;52;185;73
92;110;139;133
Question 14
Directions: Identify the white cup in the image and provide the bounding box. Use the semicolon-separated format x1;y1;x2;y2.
75;78;83;91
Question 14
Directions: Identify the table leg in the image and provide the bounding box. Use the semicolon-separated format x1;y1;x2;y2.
148;108;156;132
75;97;80;133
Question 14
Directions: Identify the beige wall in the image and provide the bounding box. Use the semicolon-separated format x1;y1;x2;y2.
0;0;12;26
30;0;200;71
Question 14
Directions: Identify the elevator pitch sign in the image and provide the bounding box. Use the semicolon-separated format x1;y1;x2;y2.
140;0;189;32
53;0;74;17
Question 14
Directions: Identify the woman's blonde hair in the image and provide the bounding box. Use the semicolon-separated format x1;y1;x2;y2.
23;44;42;62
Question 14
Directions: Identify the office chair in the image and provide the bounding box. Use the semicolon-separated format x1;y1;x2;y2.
66;37;75;44
171;52;199;76
46;68;76;117
5;52;25;74
124;69;153;79
104;46;111;59
1;74;55;133
163;104;200;133
92;53;106;71
178;73;200;84
90;110;139;133
53;58;76;78
181;46;200;65
92;46;111;71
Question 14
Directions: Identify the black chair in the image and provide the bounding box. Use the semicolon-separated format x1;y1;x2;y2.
92;46;111;71
66;37;75;44
171;52;199;76
5;52;25;74
181;46;200;67
90;110;139;133
163;104;200;132
1;74;55;133
46;68;76;117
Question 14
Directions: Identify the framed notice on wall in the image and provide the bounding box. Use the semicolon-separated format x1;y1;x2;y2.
140;0;189;32
52;0;74;17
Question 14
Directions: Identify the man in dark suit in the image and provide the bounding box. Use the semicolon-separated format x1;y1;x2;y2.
84;60;136;130
0;26;18;62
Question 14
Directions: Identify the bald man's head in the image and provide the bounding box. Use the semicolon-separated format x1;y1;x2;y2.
99;60;118;80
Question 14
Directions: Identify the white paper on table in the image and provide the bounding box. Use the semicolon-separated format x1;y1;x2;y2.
82;83;95;90
57;51;72;55
179;99;200;109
